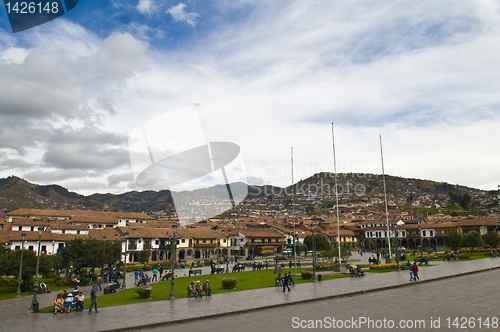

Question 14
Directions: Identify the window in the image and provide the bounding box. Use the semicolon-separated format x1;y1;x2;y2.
181;239;185;243
145;240;150;245
155;240;160;245
422;231;426;237
28;246;34;251
41;245;46;252
15;246;20;250
430;231;434;237
76;230;80;234
31;226;34;231
62;230;65;234
18;226;22;231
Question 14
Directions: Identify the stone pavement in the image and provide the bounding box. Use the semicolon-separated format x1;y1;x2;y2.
2;256;500;332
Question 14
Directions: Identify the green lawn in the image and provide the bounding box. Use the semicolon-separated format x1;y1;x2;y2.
38;269;349;313
0;278;72;301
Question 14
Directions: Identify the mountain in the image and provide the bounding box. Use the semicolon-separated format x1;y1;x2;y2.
0;174;496;217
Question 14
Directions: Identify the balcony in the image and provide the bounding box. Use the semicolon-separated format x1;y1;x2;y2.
128;244;137;250
159;244;171;250
193;243;216;248
143;244;152;250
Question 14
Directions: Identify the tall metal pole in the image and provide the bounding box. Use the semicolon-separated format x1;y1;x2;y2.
121;232;128;290
291;147;297;277
226;230;231;273
31;228;43;312
332;123;341;261
380;135;392;258
15;232;26;298
312;224;316;282
169;222;177;300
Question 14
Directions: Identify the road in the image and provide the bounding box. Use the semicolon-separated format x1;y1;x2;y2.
140;269;500;332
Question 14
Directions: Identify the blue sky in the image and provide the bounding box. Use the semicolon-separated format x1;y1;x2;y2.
0;1;499;195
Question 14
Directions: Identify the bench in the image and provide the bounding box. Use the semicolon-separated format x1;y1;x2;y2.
232;264;245;272
161;272;173;281
215;267;224;274
368;257;380;265
189;269;202;277
104;282;121;294
252;264;264;271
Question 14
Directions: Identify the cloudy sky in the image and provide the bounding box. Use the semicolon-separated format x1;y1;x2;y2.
0;0;499;195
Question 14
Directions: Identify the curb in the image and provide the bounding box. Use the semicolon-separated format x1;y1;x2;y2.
102;265;500;332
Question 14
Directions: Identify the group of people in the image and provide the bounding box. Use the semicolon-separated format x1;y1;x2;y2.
276;272;295;291
187;280;211;298
53;285;100;314
407;261;420;281
134;264;164;285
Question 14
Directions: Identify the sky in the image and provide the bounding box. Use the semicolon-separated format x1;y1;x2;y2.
0;0;500;196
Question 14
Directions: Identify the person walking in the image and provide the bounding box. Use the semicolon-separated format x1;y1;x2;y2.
412;263;419;281
88;270;93;286
134;270;139;285
96;275;102;291
282;273;290;292
89;285;99;314
407;261;413;281
152;268;158;282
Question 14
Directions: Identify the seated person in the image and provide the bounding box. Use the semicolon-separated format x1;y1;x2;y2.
356;266;364;276
195;281;203;297
188;282;197;298
350;264;360;277
287;272;295;285
39;280;50;293
276;273;283;286
64;293;74;313
54;294;64;314
74;291;84;312
203;280;211;297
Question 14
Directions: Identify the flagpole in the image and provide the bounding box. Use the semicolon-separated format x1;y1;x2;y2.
380;134;392;259
291;147;297;277
332;123;341;262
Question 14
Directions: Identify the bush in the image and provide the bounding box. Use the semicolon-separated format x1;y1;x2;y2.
370;263;398;270
136;284;152;299
301;270;312;280
221;278;238;289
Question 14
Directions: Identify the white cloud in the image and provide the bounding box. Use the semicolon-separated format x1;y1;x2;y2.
137;0;156;15
166;3;200;27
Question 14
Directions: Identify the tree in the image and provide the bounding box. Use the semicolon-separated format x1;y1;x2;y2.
61;239;121;281
446;229;462;253
4;249;53;291
483;232;500;248
303;233;330;252
138;250;151;267
462;230;484;253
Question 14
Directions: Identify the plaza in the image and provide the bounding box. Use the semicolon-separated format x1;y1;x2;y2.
2;254;500;332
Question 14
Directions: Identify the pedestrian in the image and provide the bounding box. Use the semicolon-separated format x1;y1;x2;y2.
408;261;413;281
152;267;158;282
134;269;139;285
289;261;292;269
412;263;419;281
159;265;164;279
89;285;99;314
282;273;290;292
96;275;102;291
88;270;93;286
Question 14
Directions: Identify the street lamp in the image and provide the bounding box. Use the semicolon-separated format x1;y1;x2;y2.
15;232;26;298
226;229;231;273
32;226;50;312
121;232;129;289
216;239;220;266
169;222;177;300
393;223;400;271
312;223;316;282
418;221;423;261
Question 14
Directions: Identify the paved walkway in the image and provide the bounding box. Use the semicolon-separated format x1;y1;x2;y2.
2;256;500;332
